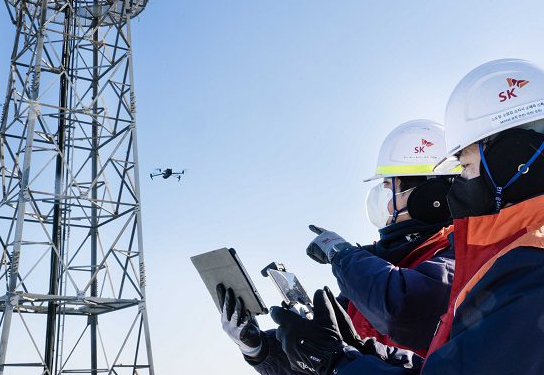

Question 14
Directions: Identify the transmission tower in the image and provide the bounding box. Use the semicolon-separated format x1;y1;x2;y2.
0;1;154;374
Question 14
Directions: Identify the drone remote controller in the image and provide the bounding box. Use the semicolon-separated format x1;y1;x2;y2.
261;262;314;319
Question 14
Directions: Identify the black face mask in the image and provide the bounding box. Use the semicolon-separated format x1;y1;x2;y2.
446;176;496;219
480;128;544;206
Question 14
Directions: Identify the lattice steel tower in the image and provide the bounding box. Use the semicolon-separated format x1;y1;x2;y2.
0;1;154;374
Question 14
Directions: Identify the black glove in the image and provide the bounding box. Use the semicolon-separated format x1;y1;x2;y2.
322;287;390;359
217;284;263;357
322;287;364;349
323;287;422;366
271;288;346;375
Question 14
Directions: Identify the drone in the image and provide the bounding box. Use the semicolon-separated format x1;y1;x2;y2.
150;168;187;182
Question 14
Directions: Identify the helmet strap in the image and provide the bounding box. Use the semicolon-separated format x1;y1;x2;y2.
478;138;544;211
391;177;409;223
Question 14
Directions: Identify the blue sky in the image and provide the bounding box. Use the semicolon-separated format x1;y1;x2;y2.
2;0;544;373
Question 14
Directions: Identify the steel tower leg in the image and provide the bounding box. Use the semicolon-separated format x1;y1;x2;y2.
124;5;155;373
0;1;50;373
44;5;72;373
90;3;99;374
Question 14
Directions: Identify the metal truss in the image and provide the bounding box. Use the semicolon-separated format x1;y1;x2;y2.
0;1;154;374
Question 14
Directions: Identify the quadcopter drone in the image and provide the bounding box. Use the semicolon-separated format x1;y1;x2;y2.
150;168;187;182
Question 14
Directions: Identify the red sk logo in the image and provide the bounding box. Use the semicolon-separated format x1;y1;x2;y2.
499;78;529;102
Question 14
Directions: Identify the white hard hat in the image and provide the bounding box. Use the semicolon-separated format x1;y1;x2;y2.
364;119;460;182
436;58;544;171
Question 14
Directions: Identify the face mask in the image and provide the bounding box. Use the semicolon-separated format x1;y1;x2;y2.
479;129;544;208
366;182;410;228
446;176;495;219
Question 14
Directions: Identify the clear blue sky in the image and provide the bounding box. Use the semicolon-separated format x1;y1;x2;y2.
2;0;544;373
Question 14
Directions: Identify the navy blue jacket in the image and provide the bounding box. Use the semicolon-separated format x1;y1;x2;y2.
331;220;454;350
336;246;544;375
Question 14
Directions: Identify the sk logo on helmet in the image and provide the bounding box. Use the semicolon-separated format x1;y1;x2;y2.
499;78;530;102
415;139;434;153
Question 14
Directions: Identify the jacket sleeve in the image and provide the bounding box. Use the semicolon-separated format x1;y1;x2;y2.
246;330;423;375
422;247;544;375
336;293;350;311
244;329;299;375
334;343;422;375
331;242;454;349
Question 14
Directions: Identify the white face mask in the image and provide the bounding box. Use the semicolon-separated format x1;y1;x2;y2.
366;182;411;229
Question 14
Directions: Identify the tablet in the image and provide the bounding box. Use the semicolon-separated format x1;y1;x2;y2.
191;248;268;316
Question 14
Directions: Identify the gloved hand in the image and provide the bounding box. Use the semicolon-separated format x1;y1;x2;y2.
271;288;346;375
306;225;347;264
322;288;419;365
322;287;387;358
322;287;364;350
217;284;263;358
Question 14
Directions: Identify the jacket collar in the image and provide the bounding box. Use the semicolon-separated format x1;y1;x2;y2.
373;219;451;264
461;193;544;247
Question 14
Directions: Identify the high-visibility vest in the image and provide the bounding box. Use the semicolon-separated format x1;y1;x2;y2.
425;194;544;365
347;226;454;357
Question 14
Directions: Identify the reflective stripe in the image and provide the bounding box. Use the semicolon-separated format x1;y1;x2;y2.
376;164;461;175
446;165;463;173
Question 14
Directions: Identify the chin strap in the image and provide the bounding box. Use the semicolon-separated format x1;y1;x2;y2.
391;177;408;224
479;139;544;211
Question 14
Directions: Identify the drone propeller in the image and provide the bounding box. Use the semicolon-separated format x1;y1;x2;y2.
171;169;188;175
